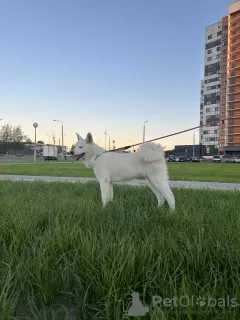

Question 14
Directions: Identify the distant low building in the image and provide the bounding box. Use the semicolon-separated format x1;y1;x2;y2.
174;145;207;158
0;142;67;155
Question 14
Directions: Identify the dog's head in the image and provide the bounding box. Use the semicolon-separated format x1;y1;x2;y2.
73;132;95;162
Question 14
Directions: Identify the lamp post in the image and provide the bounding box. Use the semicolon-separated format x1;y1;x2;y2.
193;129;199;158
53;120;64;160
143;120;148;143
104;131;110;150
33;122;38;163
129;140;134;152
46;134;50;144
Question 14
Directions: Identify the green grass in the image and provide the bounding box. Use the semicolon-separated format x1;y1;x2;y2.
0;162;240;183
1;180;240;319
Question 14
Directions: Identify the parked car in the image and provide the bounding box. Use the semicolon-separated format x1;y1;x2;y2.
213;155;223;163
167;155;176;162
179;156;187;162
226;157;240;163
192;157;201;162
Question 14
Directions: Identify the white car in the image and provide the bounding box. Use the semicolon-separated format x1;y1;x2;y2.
226;157;240;163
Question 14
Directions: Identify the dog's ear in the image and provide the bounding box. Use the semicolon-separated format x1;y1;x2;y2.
85;132;93;144
76;133;84;141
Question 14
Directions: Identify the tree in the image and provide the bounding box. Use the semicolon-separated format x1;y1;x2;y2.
37;140;44;144
0;123;29;143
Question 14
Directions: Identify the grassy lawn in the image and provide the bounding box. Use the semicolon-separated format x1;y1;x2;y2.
0;180;240;319
0;162;240;183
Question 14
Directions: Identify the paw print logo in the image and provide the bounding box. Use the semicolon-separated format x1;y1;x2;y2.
196;296;206;307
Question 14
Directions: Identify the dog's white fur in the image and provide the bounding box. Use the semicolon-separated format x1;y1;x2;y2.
73;132;175;210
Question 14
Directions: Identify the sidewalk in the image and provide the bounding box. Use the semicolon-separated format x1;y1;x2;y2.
0;174;240;191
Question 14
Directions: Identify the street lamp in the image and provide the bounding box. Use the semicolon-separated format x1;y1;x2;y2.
193;129;199;158
143;120;148;143
33;122;38;163
46;134;50;144
53;120;64;160
104;130;110;150
129;140;134;152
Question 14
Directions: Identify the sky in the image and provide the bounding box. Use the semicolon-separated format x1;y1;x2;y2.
0;0;233;150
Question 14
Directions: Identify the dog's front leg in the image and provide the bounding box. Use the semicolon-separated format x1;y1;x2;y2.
99;179;111;207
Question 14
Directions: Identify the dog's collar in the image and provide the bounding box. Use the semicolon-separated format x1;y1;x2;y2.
90;151;106;162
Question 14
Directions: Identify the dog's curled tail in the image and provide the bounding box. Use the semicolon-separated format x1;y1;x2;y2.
139;142;165;162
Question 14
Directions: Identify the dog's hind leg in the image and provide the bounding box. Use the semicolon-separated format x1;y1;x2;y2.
99;179;112;207
145;176;165;207
109;183;114;201
147;175;175;211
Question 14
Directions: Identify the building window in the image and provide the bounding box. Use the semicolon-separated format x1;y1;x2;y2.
221;65;227;70
230;119;234;125
223;41;228;46
221;73;227;78
207;49;212;54
221;81;227;85
229;103;234;109
232;64;236;68
208;35;212;40
223;26;228;30
221;104;226;109
220;112;226;116
217;46;221;51
232;56;236;60
222;49;227;54
232;47;236;52
229;111;234;117
215;107;220;111
217;31;222;36
229;95;235;101
222;57;227;62
207;57;212;62
216;99;220;104
222;34;227;39
216;92;220;96
221;96;226;100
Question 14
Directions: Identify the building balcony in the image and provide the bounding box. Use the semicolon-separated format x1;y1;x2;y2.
228;107;240;111
229;31;240;38
229;64;240;71
229;56;240;63
228;124;240;127
229;39;240;46
229;49;240;56
229;22;240;30
228;99;240;102
227;89;240;94
228;73;240;78
227;132;240;135
228;82;240;86
230;14;240;22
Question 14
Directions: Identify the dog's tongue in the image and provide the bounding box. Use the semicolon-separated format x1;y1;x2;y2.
74;154;84;161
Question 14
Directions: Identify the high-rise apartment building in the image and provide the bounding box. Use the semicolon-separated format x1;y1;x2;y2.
200;0;240;155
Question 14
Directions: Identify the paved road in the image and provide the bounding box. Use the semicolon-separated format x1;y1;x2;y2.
0;174;240;191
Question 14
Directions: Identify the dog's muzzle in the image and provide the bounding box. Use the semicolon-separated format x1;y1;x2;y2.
73;153;85;161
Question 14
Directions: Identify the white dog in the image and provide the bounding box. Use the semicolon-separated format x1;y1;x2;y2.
73;132;175;210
